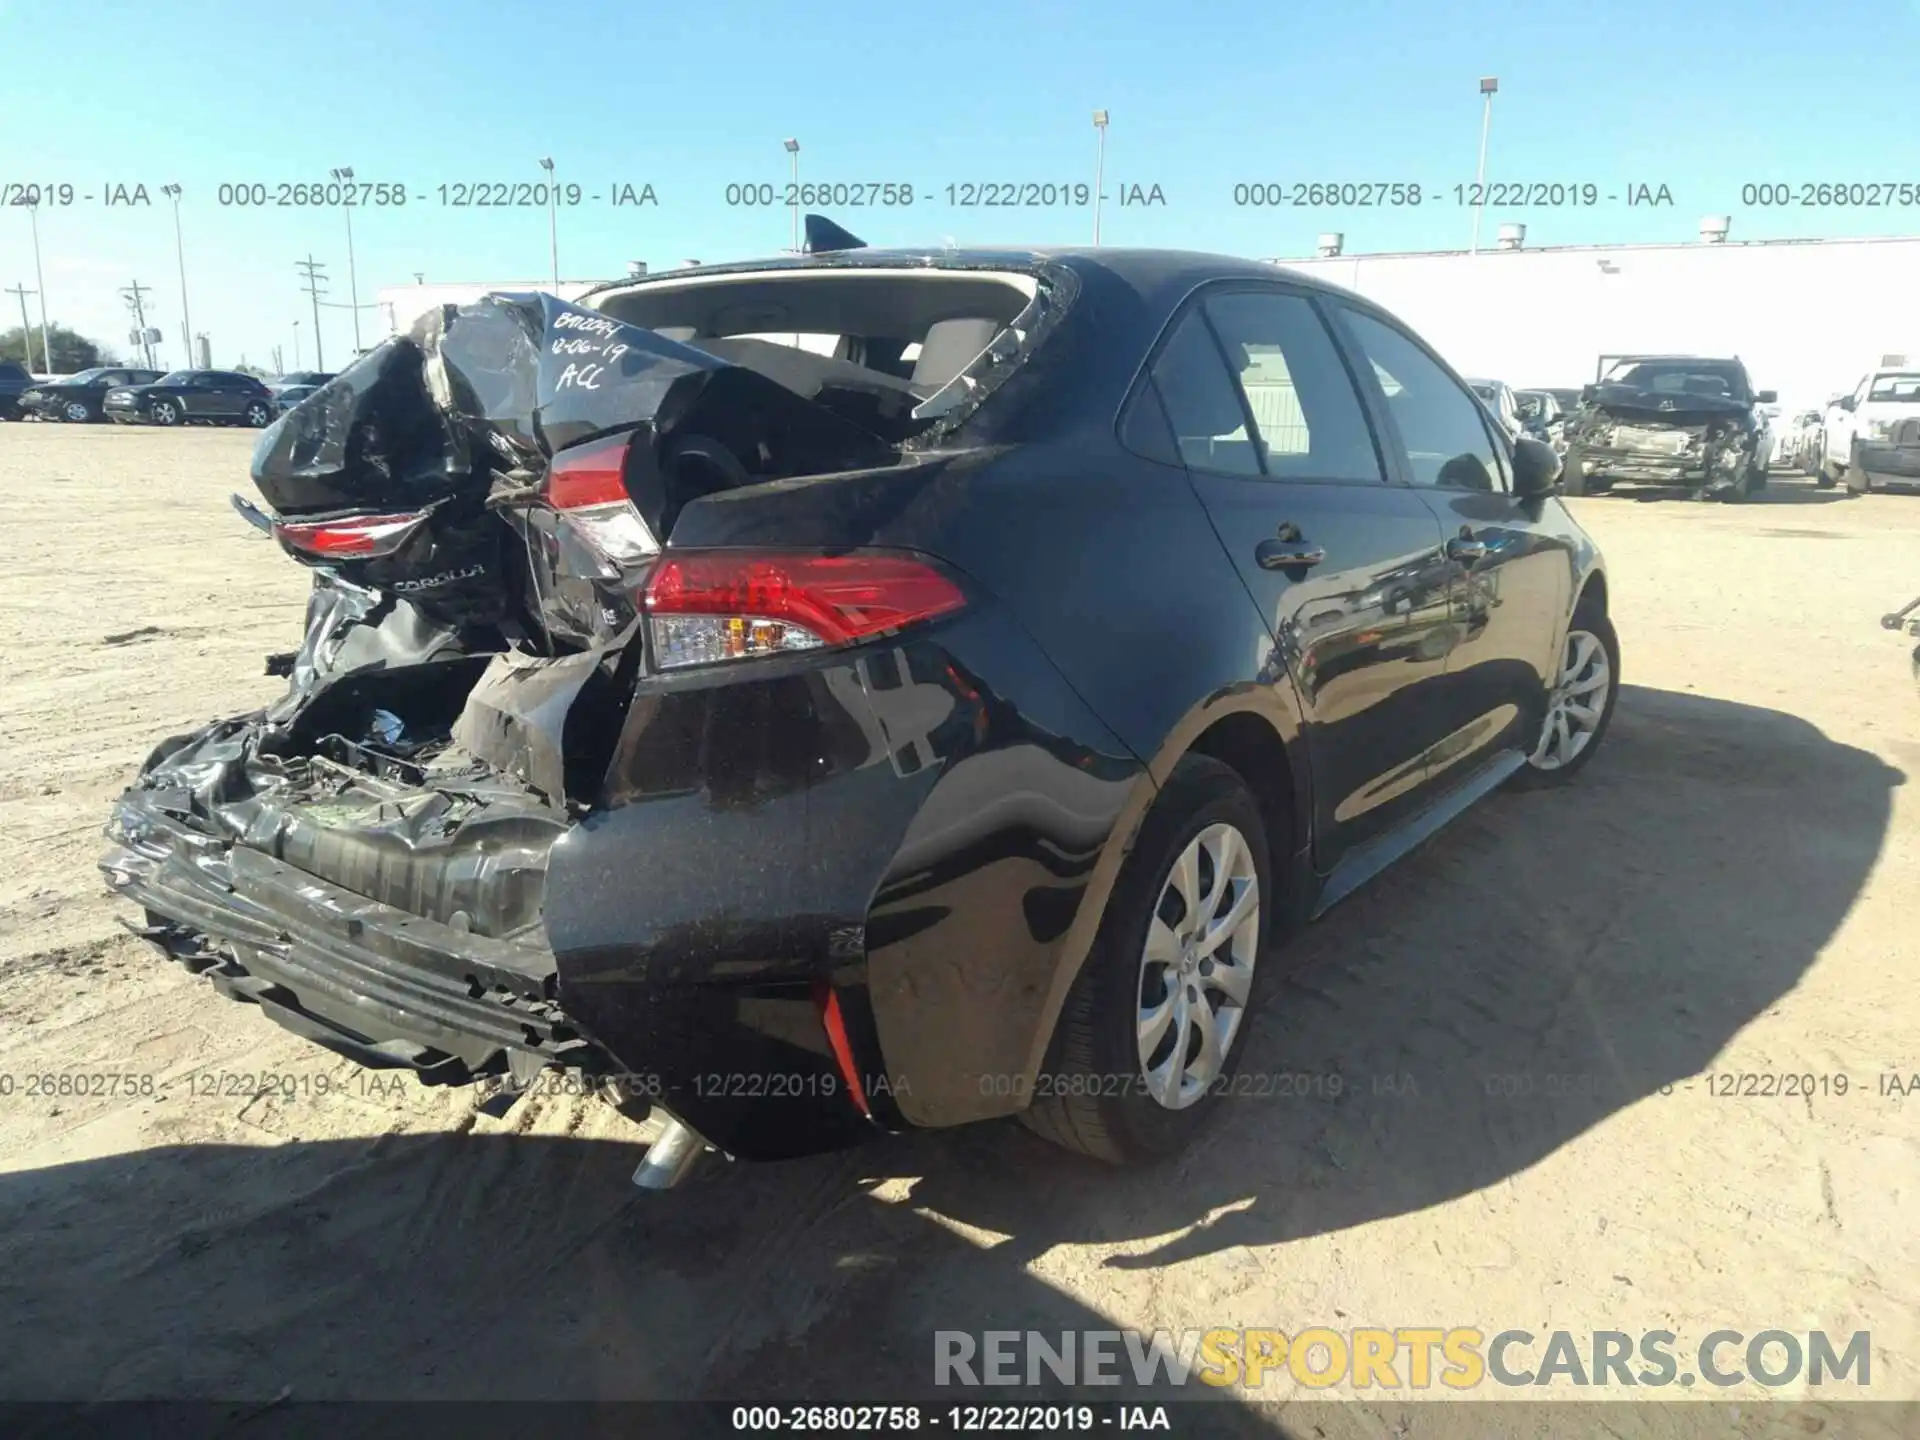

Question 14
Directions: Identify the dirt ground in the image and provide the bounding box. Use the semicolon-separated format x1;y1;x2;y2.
1;423;1916;1432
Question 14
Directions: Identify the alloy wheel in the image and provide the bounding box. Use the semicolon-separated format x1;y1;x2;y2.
245;402;270;427
1530;628;1611;770
64;401;90;422
1136;821;1260;1109
152;401;178;426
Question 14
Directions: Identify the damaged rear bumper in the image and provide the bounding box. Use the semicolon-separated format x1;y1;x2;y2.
103;807;593;1083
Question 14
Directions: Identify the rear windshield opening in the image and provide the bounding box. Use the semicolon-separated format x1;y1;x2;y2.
585;268;1040;443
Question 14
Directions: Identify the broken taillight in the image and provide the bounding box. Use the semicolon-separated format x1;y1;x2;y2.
545;431;659;567
273;511;430;559
642;550;967;670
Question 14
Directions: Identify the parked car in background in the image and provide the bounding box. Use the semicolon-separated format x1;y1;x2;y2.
269;372;337;411
0;359;35;419
104;369;278;428
1525;387;1585;453
1514;389;1563;440
1820;366;1920;492
1780;410;1825;475
103;242;1617;1181
1466;377;1525;439
1563;354;1776;501
19;366;166;422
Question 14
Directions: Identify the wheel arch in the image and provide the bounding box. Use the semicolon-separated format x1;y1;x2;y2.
1575;566;1608;618
1018;687;1312;1091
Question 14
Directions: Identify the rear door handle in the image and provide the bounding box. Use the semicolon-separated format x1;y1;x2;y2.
1446;531;1488;564
1256;539;1326;570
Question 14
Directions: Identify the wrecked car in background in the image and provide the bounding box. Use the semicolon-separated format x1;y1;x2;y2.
1562;354;1776;501
103;228;1616;1185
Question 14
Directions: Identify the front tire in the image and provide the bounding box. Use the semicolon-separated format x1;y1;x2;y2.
150;400;180;427
63;400;92;423
1512;606;1620;789
1844;443;1872;493
1022;756;1273;1164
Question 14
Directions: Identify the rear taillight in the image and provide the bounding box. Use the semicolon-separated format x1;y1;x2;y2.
546;431;659;567
643;550;967;670
273;511;429;558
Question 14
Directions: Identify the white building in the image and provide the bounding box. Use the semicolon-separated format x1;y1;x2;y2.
1270;225;1920;413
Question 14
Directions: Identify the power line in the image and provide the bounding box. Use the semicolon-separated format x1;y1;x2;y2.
295;255;328;372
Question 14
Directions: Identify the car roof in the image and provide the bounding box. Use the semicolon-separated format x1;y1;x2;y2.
580;245;1331;306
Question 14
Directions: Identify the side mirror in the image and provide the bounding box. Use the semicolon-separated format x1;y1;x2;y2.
1580;384;1597;404
1756;389;1777;404
1511;436;1562;499
1839;395;1857;412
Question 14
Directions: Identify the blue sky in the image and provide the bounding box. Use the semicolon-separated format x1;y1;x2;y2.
4;0;1916;371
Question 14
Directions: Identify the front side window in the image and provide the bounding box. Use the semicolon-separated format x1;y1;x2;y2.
1339;308;1505;492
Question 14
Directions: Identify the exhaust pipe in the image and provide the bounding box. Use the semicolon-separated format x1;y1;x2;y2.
631;1116;708;1190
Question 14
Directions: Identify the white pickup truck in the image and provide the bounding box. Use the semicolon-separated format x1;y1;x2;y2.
1820;361;1920;492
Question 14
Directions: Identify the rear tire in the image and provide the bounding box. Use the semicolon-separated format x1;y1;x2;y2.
243;401;272;428
1022;756;1274;1164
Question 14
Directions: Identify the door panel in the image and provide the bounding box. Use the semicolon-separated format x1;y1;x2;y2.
1192;475;1455;847
1331;305;1570;780
1148;288;1454;864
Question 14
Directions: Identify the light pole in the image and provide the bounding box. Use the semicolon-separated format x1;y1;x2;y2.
783;138;800;252
292;319;302;370
13;195;52;372
1470;76;1498;254
1092;110;1109;246
161;184;192;371
538;157;559;290
330;167;362;353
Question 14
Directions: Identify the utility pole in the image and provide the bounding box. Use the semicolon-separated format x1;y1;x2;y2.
5;284;36;369
295;255;328;372
14;197;53;374
122;280;156;369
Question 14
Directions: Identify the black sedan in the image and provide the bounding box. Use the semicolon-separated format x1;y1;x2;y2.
104;369;278;428
20;366;164;422
0;359;34;420
103;243;1617;1181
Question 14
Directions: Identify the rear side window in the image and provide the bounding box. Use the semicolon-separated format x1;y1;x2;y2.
1339;308;1505;492
1202;291;1382;482
1148;313;1263;476
1119;381;1182;467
